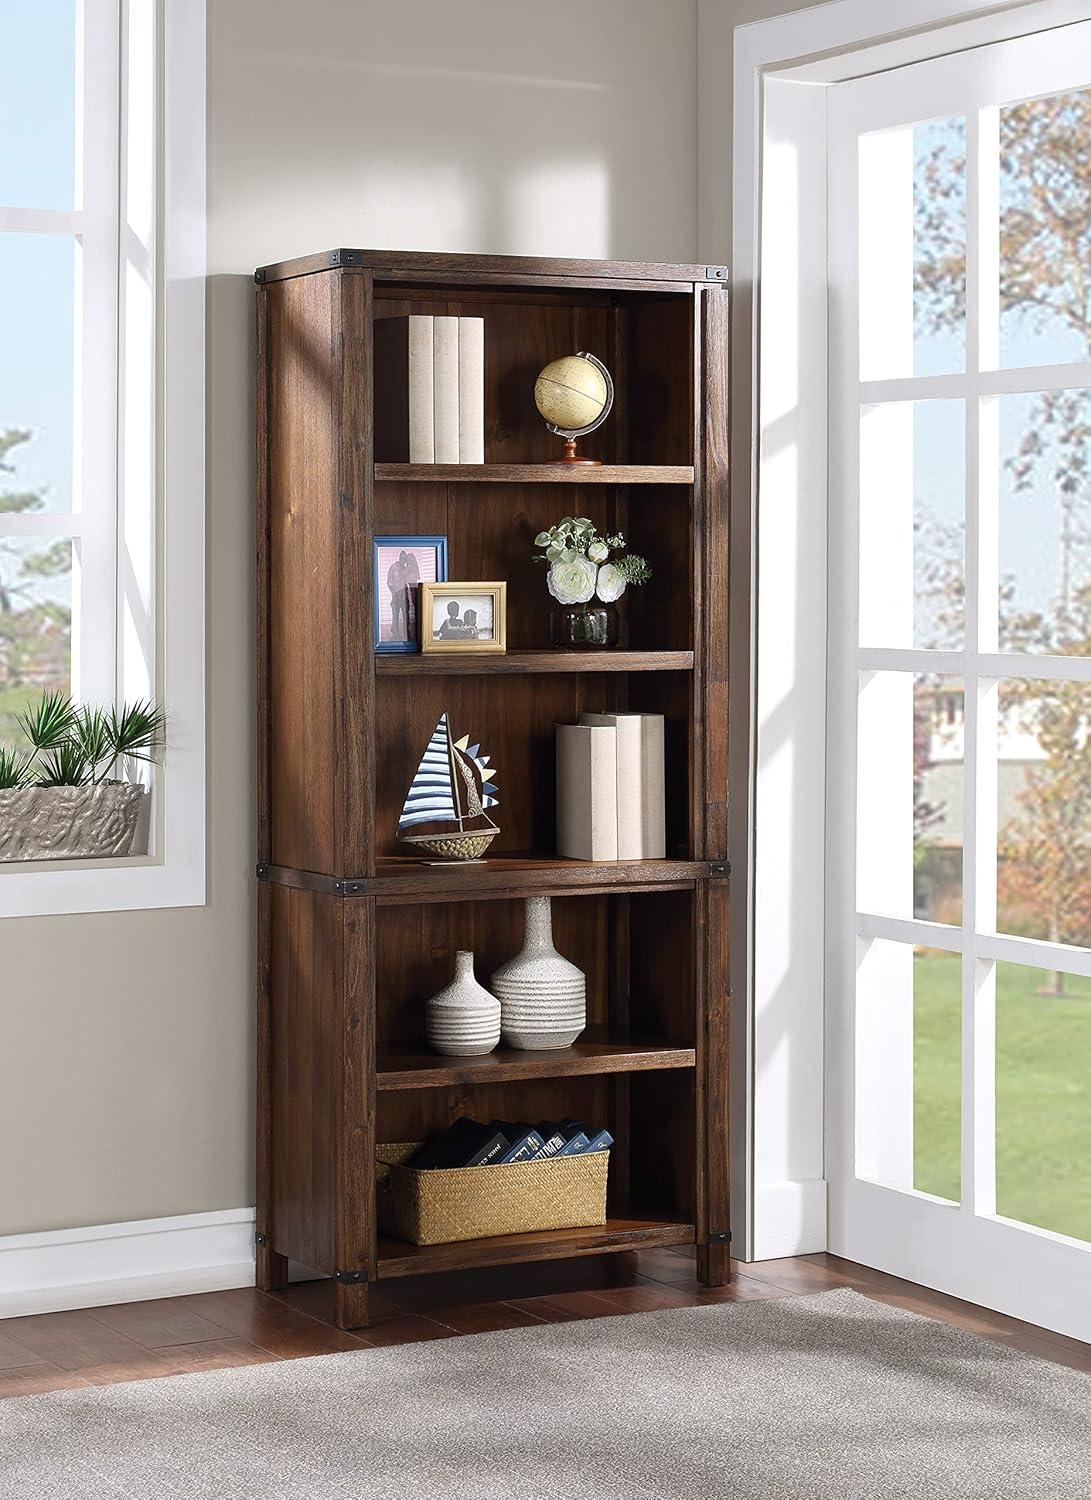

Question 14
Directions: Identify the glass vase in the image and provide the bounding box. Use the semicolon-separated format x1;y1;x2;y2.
550;602;619;649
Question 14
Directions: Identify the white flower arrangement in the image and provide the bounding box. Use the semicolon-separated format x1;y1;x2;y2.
533;517;652;606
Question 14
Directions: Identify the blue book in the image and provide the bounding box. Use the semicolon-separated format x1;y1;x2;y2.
582;1127;614;1154
554;1121;592;1156
534;1121;569;1158
498;1128;546;1164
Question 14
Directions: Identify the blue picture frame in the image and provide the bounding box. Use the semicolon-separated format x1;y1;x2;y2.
373;534;449;653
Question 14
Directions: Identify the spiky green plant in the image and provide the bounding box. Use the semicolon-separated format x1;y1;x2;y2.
75;706;113;772
0;745;33;790
100;699;166;781
0;691;166;787
17;690;77;753
35;742;91;787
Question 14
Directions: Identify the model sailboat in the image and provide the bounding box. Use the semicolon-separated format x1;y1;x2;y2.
398;713;500;861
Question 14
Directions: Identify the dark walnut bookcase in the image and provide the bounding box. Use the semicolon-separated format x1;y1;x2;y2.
255;247;730;1329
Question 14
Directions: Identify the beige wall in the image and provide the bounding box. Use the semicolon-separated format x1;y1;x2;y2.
698;0;819;260
1;0;704;1237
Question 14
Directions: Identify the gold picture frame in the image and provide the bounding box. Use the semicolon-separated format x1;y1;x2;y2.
419;581;507;654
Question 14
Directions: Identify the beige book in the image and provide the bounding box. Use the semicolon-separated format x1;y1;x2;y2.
556;723;618;861
433;315;460;462
579;712;642;860
638;713;666;858
457;316;485;463
580;712;665;859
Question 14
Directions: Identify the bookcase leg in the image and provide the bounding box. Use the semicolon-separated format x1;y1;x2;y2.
697;1242;731;1287
256;1246;289;1292
335;1280;369;1330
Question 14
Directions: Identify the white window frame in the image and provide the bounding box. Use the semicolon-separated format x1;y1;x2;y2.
0;0;205;917
728;0;1091;1339
827;18;1091;1342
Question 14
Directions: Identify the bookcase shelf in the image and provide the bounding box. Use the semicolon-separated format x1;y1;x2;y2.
256;247;731;1330
375;650;695;676
369;855;712;903
376;1213;697;1279
375;463;695;484
377;1036;697;1091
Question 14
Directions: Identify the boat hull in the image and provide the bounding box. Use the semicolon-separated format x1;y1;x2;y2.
401;828;499;862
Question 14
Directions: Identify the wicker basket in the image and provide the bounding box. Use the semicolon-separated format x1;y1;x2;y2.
377;1141;609;1246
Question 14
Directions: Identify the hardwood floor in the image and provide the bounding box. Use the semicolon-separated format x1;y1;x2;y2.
1;1249;1087;1398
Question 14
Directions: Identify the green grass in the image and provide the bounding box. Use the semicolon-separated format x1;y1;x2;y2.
913;951;1091;1242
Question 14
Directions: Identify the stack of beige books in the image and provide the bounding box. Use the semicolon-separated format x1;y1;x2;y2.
555;713;666;861
373;313;484;462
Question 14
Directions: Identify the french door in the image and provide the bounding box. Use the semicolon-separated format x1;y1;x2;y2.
827;20;1091;1340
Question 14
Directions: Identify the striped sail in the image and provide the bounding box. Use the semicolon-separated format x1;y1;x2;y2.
398;715;459;830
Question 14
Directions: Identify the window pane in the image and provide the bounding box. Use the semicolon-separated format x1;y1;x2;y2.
859;117;966;380
998;389;1091;654
999;89;1091;370
0;1;77;211
913;948;962;1202
0;235;76;515
913;119;967;377
860;401;965;649
857;672;963;924
0;537;72;743
997;678;1091;946
996;960;1091;1244
856;938;960;1204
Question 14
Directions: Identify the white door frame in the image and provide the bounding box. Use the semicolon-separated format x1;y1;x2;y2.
723;0;1091;1285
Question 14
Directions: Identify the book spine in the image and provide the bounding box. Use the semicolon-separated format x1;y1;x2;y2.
554;1131;591;1156
498;1130;545;1164
407;314;435;462
640;714;666;858
433;315;460;463
556;724;618;861
580;713;642;861
457;316;484;464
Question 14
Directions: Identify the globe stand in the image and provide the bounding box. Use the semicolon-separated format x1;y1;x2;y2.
559;436;602;466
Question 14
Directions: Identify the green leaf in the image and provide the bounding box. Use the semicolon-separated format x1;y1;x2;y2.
533;532;552;548
16;690;76;751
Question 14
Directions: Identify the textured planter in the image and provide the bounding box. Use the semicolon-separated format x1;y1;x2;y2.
0;782;149;862
490;896;587;1050
425;950;501;1056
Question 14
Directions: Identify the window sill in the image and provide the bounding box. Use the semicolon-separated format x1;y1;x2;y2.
0;851;204;919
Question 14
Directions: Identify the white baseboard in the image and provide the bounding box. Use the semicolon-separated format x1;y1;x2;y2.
749;1178;828;1261
0;1207;256;1318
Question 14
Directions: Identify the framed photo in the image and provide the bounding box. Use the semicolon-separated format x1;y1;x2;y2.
420;582;507;654
374;535;448;653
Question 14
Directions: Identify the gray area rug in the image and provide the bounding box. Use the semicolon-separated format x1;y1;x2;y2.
1;1289;1087;1499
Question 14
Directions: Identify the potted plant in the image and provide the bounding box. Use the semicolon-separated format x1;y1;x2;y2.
533;517;652;648
0;692;165;862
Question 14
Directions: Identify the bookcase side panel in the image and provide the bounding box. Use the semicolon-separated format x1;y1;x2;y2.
268;883;342;1275
264;270;341;874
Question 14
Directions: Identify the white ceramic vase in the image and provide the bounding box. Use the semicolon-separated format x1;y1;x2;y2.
425;951;501;1056
490;897;586;1050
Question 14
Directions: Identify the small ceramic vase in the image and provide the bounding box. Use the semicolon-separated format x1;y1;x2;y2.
425;951;501;1056
490;897;586;1050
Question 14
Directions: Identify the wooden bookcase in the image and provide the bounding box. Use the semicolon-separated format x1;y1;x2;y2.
254;247;730;1328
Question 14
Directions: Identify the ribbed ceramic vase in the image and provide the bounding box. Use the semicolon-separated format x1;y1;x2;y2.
425;951;501;1057
490;897;586;1050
